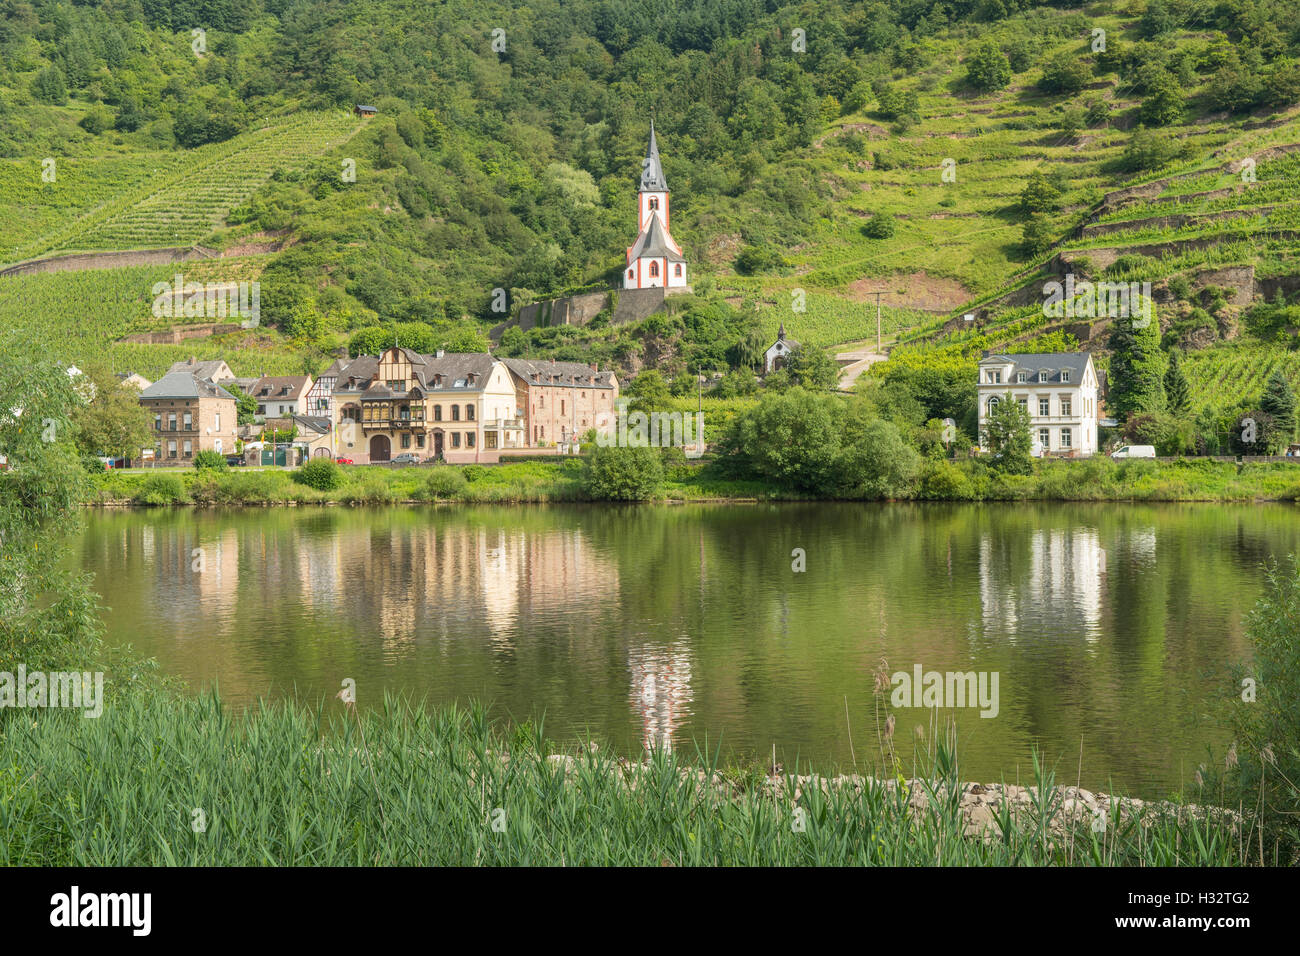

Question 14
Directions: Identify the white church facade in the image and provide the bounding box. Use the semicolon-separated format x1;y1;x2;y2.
625;122;689;290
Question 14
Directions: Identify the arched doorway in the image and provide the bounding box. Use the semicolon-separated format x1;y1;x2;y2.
369;435;391;462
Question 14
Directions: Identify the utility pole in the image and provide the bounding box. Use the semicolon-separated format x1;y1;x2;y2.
871;291;884;353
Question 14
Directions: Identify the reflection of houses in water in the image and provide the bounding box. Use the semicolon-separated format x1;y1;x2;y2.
197;527;240;612
980;528;1107;640
628;643;693;753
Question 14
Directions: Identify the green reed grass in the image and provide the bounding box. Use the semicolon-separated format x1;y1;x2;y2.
0;693;1247;866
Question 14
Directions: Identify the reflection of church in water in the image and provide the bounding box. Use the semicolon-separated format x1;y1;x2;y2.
979;528;1108;641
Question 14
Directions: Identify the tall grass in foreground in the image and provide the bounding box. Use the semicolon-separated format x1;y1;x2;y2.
0;694;1246;866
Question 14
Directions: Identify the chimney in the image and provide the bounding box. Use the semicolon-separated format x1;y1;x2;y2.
590;363;598;372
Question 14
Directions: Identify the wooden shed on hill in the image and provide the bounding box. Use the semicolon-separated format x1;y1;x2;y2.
354;105;378;117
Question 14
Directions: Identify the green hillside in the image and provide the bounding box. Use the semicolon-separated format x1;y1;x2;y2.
0;0;1298;442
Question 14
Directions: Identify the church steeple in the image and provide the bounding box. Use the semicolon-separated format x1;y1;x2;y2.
639;120;668;192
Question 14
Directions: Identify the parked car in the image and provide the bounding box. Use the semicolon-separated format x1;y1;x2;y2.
225;455;247;467
390;453;421;465
335;456;354;465
1111;445;1156;459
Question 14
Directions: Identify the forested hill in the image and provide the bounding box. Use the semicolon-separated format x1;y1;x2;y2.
2;0;1300;388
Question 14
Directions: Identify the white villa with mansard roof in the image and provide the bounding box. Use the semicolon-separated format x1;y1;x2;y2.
977;352;1102;457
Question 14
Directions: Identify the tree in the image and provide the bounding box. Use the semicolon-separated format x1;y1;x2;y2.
1139;71;1184;126
1019;171;1061;215
1120;127;1183;172
624;370;670;414
1039;53;1091;95
838;414;919;498
1021;215;1054;258
1164;349;1191;416
225;384;258;426
70;366;153;461
982;393;1033;474
1106;312;1166;418
730;388;843;493
1260;369;1297;450
582;445;663;500
0;333;102;674
31;66;67;104
786;346;841;391
966;40;1012;92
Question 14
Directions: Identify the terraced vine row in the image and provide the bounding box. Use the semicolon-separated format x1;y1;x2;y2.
9;111;361;261
1182;345;1300;414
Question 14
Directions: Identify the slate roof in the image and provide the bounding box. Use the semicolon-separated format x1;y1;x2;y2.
291;415;332;435
979;351;1094;385
627;213;685;262
140;371;237;401
252;375;312;399
503;358;617;389
166;359;232;382
639;121;668;192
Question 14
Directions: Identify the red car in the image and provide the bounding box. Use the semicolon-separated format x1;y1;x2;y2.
335;456;354;465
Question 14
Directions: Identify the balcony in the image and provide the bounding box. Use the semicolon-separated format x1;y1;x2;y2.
484;418;524;430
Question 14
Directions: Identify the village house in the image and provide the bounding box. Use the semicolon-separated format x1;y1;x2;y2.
138;371;239;463
334;348;521;463
503;358;619;447
251;375;313;421
976;352;1102;457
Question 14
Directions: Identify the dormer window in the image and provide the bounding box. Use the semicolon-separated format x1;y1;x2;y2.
987;371;1001;384
1038;371;1048;383
1061;369;1070;383
1017;372;1027;383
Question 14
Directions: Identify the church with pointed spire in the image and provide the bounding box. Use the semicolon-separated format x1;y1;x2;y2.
624;122;688;290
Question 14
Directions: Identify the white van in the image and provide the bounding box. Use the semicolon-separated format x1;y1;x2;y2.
1111;445;1156;459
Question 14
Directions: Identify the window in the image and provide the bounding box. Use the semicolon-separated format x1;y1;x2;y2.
183;412;192;430
214;439;223;454
1060;428;1072;449
451;405;460;421
1060;398;1072;416
987;396;1000;412
154;414;162;431
1039;428;1050;449
452;433;461;448
628;269;634;279
257;405;266;416
649;262;660;278
214;413;221;431
674;264;682;277
416;434;425;448
467;433;475;448
168;413;177;431
648;197;659;211
1038;371;1048;382
182;440;192;457
387;380;403;391
1038;398;1050;416
1061;369;1071;383
1017;372;1027;383
1017;398;1028;411
434;405;442;421
987;371;1001;384
486;432;498;449
466;405;475;421
167;440;177;459
401;434;411;449
560;400;565;416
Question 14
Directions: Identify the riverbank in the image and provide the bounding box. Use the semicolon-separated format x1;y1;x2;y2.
0;694;1250;866
83;456;1300;506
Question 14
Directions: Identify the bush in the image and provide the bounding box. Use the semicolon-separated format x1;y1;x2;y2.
426;466;468;499
294;458;345;491
918;461;977;500
193;450;228;471
862;212;896;239
461;464;488;483
132;473;186;506
582;445;664;501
